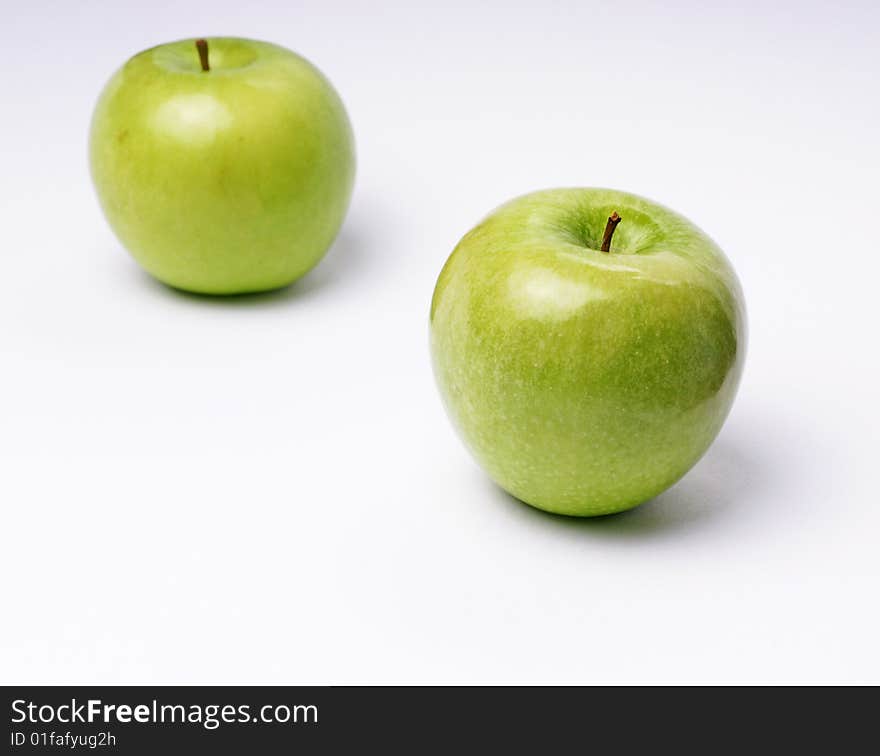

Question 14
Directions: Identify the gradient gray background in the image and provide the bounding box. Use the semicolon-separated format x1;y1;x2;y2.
2;0;878;683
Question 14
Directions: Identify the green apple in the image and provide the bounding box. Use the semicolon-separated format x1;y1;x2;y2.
90;37;355;294
430;188;746;517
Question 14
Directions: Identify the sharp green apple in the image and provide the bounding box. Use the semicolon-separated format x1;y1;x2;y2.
430;188;746;517
90;37;355;294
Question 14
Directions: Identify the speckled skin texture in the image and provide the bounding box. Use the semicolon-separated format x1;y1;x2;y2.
90;38;355;294
430;188;746;516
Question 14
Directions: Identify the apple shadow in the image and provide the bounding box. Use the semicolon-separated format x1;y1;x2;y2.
488;424;782;540
131;222;371;308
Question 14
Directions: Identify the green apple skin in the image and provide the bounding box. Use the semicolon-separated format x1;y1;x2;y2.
430;188;746;517
90;38;355;294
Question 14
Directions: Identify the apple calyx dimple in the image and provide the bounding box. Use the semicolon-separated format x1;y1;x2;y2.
600;211;621;253
195;38;210;72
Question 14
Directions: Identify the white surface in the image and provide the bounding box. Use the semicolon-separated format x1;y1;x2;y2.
2;0;878;684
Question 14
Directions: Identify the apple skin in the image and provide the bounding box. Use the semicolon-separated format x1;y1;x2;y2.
430;188;746;517
90;38;355;294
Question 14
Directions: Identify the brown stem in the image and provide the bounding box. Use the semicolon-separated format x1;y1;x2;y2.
195;38;210;72
600;211;621;253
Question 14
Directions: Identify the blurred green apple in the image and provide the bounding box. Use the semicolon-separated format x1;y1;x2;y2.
430;188;746;516
90;37;355;294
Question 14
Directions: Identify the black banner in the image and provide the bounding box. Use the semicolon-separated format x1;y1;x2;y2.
2;686;873;752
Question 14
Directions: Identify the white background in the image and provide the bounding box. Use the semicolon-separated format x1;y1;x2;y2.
2;0;878;684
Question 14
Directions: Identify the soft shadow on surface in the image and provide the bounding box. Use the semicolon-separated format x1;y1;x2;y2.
488;431;776;539
133;224;370;308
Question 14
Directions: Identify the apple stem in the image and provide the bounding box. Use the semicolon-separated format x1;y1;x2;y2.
196;38;210;72
600;212;621;253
